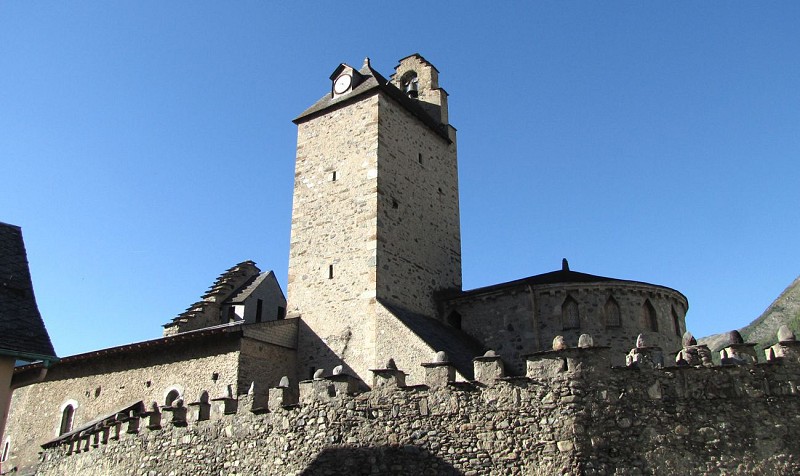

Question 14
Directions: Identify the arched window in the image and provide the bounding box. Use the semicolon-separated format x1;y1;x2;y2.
604;296;621;328
447;311;462;330
562;295;580;330
59;405;75;435
672;306;682;337
641;300;658;332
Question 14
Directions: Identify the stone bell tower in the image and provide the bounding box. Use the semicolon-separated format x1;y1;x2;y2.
287;54;462;385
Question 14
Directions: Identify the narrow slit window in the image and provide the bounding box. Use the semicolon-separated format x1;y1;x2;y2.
255;299;263;323
418;153;423;164
331;171;337;181
2;439;10;462
328;265;334;279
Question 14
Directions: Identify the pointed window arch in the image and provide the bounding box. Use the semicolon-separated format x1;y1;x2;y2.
604;296;621;328
641;300;658;332
562;295;580;330
672;306;682;337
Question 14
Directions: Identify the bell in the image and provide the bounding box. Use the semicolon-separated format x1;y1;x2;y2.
405;79;419;98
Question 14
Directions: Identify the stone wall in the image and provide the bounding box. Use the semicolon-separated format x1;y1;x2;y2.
375;93;461;319
28;341;800;476
445;281;687;373
289;93;381;385
3;324;298;472
237;337;297;394
289;64;462;387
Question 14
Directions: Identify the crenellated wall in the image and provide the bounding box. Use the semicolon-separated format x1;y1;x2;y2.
2;320;299;473
28;336;800;476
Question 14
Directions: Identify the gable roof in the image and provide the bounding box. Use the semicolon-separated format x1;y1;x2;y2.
0;222;57;363
293;59;452;143
227;271;282;304
165;260;262;329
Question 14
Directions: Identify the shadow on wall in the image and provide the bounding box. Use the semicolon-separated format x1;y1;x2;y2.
297;319;362;385
301;445;463;476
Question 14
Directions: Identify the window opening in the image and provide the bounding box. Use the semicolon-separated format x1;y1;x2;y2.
418;153;423;164
255;299;263;323
562;295;580;330
59;405;75;436
402;72;419;98
331;171;337;181
392;198;399;209
604;296;621;327
2;439;10;462
446;311;462;330
277;306;286;320
328;265;334;279
642;300;658;332
672;307;682;337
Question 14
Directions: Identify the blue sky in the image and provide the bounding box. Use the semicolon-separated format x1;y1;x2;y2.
2;2;798;357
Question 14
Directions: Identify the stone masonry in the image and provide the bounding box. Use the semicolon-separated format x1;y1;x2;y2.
443;274;688;373
31;331;800;475
3;319;298;471
289;56;462;386
5;53;779;475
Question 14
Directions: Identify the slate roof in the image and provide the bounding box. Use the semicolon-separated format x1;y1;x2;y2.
0;222;57;362
450;260;686;302
201;260;260;300
166;260;261;327
293;59;452;143
15;322;245;372
381;301;485;380
228;271;275;304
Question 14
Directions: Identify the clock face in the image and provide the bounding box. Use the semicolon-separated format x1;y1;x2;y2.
334;74;352;94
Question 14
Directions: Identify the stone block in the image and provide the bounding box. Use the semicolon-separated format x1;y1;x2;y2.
720;343;758;365
473;354;504;385
421;362;455;387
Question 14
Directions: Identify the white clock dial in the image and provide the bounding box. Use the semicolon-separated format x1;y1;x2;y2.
334;74;352;94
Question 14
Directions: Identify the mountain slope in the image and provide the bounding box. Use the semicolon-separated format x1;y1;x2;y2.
699;276;800;354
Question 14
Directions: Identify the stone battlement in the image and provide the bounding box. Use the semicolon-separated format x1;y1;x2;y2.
33;330;800;475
